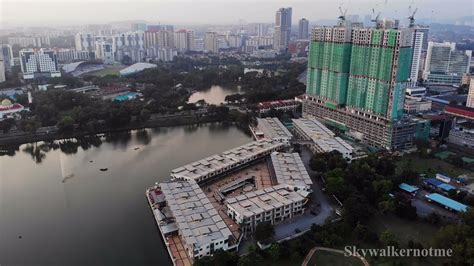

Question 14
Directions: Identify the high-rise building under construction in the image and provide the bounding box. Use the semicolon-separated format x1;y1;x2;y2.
303;20;429;150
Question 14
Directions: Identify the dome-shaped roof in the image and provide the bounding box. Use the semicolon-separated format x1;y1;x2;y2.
1;99;13;106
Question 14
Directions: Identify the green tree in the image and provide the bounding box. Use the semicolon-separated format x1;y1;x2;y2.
380;230;399;248
269;243;281;261
255;222;275;242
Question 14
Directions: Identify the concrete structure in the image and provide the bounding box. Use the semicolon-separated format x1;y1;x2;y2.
270;152;312;193
171;139;286;184
404;96;432;114
119;62;157;76
55;49;92;63
75;33;105;52
252;117;293;144
298;18;309;40
20;49;61;79
1;44;14;69
406;87;427;97
424;42;472;84
144;30;175;49
95;41;114;64
303;21;431;150
204;32;219;53
274;7;292;51
292;118;353;160
468;77;474;108
112;31;145;53
226;184;305;233
8;36;50;48
410;29;424;85
174;30;195;51
152;178;234;261
0;54;5;83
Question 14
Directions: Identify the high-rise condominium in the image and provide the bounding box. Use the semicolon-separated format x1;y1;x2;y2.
303;20;429;150
174;30;195;51
204;32;219;53
274;7;292;51
298;18;309;39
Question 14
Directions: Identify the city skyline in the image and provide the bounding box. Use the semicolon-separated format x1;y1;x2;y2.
1;0;473;27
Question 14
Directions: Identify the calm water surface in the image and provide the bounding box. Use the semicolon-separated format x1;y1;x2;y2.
188;85;241;105
0;123;252;265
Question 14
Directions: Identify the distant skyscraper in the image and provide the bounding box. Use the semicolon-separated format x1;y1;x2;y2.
174;30;195;51
298;18;309;39
410;30;424;84
95;41;114;64
0;53;6;83
204;32;219;53
112;31;145;52
274;7;292;51
131;23;147;31
75;33;104;52
144;30;174;49
424;42;472;84
8;37;50;48
20;49;61;79
416;26;429;51
1;44;14;69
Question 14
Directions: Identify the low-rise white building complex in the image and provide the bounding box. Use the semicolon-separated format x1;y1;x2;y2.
147;139;314;265
171;139;286;183
226;184;306;233
292;118;354;160
251;117;293;144
148;178;235;263
270;152;312;195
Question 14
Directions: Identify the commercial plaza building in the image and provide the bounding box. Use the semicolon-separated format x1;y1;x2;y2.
171;139;286;184
251;117;293;144
303;21;429;150
226;184;305;233
292;118;354;160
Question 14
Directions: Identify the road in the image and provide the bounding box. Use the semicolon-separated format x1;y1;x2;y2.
273;146;335;241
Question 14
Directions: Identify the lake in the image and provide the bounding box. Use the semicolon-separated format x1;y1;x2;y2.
187;85;241;105
0;123;252;265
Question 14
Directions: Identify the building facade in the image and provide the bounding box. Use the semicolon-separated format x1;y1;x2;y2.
20;49;61;79
204;32;219;53
410;29;424;85
468;77;474;108
94;41;114;64
174;30;195;51
1;44;14;70
424;42;472;84
8;36;50;48
298;18;309;39
303;22;429;150
274;7;292;51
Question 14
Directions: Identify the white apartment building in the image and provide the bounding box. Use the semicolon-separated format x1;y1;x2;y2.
171;139;286;184
410;30;424;85
75;33;105;52
252;117;293;144
55;49;91;63
1;44;14;69
8;36;50;48
292;118;354;160
174;30;195;51
20;49;61;79
95;41;114;64
204;32;219;53
112;31;145;52
226;184;305;233
0;55;5;83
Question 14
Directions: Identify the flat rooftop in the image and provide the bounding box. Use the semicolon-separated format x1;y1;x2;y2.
292;118;335;141
160;179;232;248
255;117;293;140
426;193;468;212
271;152;312;188
314;137;353;154
171;139;285;181
226;185;305;217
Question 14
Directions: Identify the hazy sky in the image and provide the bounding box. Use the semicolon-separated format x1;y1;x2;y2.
0;0;472;27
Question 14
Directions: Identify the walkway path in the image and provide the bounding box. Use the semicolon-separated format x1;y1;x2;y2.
302;247;370;266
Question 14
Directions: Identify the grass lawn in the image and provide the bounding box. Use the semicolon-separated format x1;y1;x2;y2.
396;154;473;177
87;66;124;77
308;250;364;266
369;213;439;247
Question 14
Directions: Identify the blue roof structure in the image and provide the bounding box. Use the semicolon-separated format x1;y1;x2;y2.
438;183;456;192
425;178;443;187
399;183;419;193
426;193;468;212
